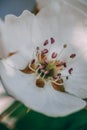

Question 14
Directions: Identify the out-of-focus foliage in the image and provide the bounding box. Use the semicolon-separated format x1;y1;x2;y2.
14;109;87;130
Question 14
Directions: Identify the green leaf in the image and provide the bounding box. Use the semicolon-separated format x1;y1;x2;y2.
14;109;87;130
0;123;9;130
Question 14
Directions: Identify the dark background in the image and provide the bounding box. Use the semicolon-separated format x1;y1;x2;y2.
0;0;35;19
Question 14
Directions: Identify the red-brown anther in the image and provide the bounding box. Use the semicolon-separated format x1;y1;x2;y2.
45;70;49;75
50;37;55;44
36;78;45;88
42;49;48;54
56;62;64;67
57;73;61;76
53;75;58;79
70;54;76;58
63;44;67;48
44;58;49;64
36;46;39;50
57;73;61;78
31;59;35;64
66;76;68;80
52;52;57;58
68;68;73;74
63;62;67;68
43;40;49;46
38;65;44;69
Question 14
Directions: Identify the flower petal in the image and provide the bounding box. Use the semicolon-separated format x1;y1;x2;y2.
36;0;87;13
3;49;33;70
63;55;87;99
0;10;35;57
66;0;87;14
34;0;87;99
0;80;14;114
33;0;87;50
0;60;86;117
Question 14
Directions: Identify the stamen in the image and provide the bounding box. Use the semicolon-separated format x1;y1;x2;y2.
51;52;57;58
52;81;64;86
31;59;35;64
70;54;76;58
36;78;45;88
42;70;49;79
41;49;48;54
50;37;55;44
63;44;67;48
68;68;73;74
7;51;17;57
36;70;44;79
44;58;49;64
66;76;69;80
36;46;40;51
58;44;67;58
57;73;61;78
53;75;58;80
56;62;64;67
28;64;35;72
43;40;49;46
63;62;67;68
51;79;65;92
38;64;44;69
20;38;76;92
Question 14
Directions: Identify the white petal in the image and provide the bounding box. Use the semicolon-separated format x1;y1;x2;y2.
35;0;87;98
63;55;87;99
33;0;87;48
0;60;86;117
36;0;87;13
0;10;35;57
0;27;5;58
36;0;55;9
0;79;6;94
66;0;87;14
0;97;14;114
3;49;33;70
0;80;14;114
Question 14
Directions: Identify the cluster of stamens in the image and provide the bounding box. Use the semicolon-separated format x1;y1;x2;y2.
21;37;76;92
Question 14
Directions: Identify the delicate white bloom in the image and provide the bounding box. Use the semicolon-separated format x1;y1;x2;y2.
36;0;87;13
0;2;87;117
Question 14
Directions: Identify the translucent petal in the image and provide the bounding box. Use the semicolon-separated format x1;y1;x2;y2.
0;61;86;117
63;55;87;98
0;10;35;57
34;0;87;99
3;50;33;70
0;80;14;114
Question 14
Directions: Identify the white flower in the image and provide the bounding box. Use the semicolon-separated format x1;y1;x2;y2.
0;2;87;117
36;0;87;13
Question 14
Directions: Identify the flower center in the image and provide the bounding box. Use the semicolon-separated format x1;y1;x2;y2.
21;38;76;92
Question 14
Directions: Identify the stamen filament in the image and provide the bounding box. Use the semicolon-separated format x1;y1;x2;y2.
51;81;64;86
28;64;35;72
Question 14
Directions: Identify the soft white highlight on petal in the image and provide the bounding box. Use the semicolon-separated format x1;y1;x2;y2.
0;61;86;117
0;10;35;57
66;0;87;14
63;55;87;98
3;49;33;70
34;0;87;99
0;80;5;94
36;0;87;14
34;0;87;47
